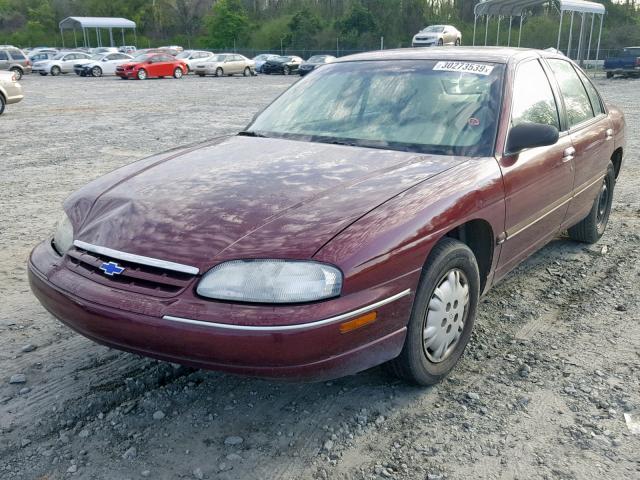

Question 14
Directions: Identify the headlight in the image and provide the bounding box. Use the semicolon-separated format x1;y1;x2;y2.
53;212;74;255
197;260;342;303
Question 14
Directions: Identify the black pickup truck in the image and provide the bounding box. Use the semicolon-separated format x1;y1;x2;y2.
603;47;640;78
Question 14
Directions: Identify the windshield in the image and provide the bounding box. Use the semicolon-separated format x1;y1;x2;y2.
207;54;228;62
423;25;445;33
247;60;504;157
91;54;104;60
623;47;640;56
53;53;66;60
254;54;270;61
133;54;151;62
177;51;191;59
274;56;291;62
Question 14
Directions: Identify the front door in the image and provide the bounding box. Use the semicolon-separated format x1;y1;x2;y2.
495;58;575;279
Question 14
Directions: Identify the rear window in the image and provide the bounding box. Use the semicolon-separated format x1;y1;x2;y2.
249;60;505;157
8;49;25;60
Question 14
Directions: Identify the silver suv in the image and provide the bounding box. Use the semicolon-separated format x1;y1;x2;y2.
0;48;31;80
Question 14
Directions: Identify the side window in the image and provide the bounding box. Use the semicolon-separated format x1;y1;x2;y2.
576;69;604;116
511;60;560;129
547;59;594;127
0;51;8;60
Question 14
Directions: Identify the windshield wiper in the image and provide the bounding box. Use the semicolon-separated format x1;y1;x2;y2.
238;130;267;138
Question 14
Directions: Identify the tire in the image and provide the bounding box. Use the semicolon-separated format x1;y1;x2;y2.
568;162;615;244
137;68;147;80
10;68;22;81
0;94;5;115
173;67;183;79
283;66;290;75
243;67;251;77
91;66;102;77
197;73;205;77
50;65;61;76
215;67;223;77
606;71;614;79
387;238;480;386
39;72;47;76
438;39;444;46
455;38;461;46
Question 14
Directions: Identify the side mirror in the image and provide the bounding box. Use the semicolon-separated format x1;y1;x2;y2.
506;123;559;154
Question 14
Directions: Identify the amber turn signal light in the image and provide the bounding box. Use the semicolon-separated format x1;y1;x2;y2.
339;311;378;334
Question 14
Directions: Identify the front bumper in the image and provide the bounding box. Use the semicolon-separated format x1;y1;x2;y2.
116;70;136;78
28;240;412;382
4;81;23;104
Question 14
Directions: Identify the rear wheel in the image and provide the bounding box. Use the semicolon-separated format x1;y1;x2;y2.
455;38;461;46
283;66;291;75
50;65;61;76
0;94;6;115
438;38;444;46
197;73;205;77
10;67;22;80
568;162;615;244
137;68;147;80
387;238;480;385
173;67;183;79
39;72;47;76
91;66;102;77
243;67;251;77
215;67;223;77
606;71;614;79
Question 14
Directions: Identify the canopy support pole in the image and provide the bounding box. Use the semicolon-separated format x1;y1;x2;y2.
60;28;65;48
518;15;523;47
83;28;87;48
567;11;574;58
586;13;595;72
109;28;114;47
508;16;513;46
496;16;501;45
122;28;125;46
134;29;137;47
577;13;586;65
473;15;477;46
595;14;604;77
557;10;564;50
485;15;490;46
73;29;77;47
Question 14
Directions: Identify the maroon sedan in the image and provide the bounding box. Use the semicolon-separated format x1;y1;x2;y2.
29;48;625;385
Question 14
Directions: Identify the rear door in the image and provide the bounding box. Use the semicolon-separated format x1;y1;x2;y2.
0;50;9;71
545;58;614;227
61;54;78;72
495;58;575;278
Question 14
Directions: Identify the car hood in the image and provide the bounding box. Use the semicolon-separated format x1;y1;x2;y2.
68;136;466;272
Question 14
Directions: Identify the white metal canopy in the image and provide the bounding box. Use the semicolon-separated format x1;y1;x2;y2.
472;0;606;72
58;17;137;49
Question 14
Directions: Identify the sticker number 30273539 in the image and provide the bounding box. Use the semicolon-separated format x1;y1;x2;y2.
433;61;495;76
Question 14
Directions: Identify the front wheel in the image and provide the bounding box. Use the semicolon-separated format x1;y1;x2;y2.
568;162;615;243
283;66;290;75
50;65;61;76
606;71;614;79
0;94;6;115
243;67;251;77
387;238;480;385
173;67;183;79
215;67;223;77
137;68;147;80
10;68;22;80
91;66;102;77
438;38;444;46
455;38;461;46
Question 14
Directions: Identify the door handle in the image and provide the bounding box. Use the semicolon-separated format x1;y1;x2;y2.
562;147;575;163
605;128;614;140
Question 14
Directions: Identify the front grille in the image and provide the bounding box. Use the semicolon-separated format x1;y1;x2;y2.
65;247;196;298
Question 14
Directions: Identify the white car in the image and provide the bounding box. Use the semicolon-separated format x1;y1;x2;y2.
176;50;215;72
91;47;119;55
74;52;133;77
412;25;462;47
32;51;92;76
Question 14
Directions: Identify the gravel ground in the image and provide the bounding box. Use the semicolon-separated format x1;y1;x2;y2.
0;73;639;480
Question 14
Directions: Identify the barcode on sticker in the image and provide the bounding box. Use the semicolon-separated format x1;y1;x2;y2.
433;61;495;75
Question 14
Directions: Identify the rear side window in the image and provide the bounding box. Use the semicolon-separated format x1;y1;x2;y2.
547;59;594;128
9;50;25;60
576;69;604;116
0;51;8;60
511;60;560;129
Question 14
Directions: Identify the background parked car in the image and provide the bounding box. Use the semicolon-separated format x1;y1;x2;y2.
604;46;640;78
298;55;336;76
193;53;255;77
412;25;462;47
32;51;92;76
253;53;279;73
159;45;183;53
116;53;187;80
0;47;31;80
118;46;137;54
176;50;214;72
91;47;119;55
0;70;23;115
28;51;57;64
262;55;303;75
74;52;133;77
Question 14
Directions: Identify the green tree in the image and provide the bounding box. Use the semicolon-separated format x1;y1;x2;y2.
206;0;249;48
287;7;322;48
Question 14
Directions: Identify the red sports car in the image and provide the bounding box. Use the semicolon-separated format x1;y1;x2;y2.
116;53;187;80
29;48;625;385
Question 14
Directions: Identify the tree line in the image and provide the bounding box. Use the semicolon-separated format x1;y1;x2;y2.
1;0;639;54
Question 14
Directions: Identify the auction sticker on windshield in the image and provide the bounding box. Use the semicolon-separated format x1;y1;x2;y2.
433;61;495;75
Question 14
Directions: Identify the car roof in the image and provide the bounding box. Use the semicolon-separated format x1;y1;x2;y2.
334;47;563;65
